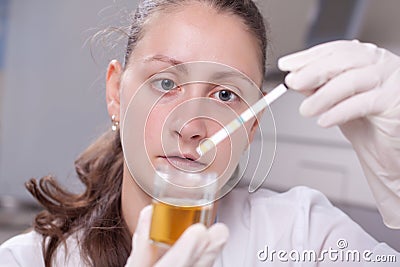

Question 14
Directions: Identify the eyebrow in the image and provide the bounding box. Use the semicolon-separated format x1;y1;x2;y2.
143;55;188;74
210;71;256;88
143;55;258;89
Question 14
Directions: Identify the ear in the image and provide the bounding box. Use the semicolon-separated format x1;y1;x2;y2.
106;60;123;122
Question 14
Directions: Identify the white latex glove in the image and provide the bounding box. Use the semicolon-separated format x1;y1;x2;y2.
278;40;400;229
125;205;229;267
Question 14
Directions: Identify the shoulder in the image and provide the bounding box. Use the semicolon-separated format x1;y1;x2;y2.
219;185;336;232
0;231;44;266
221;186;380;249
225;185;334;212
218;186;351;264
255;185;334;207
225;185;353;225
1;230;43;248
245;186;352;226
0;230;84;267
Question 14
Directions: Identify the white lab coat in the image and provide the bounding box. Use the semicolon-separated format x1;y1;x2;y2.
0;186;398;266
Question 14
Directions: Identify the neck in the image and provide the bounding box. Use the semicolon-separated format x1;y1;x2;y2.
121;164;152;235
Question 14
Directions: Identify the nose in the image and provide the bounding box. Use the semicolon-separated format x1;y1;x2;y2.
178;118;207;144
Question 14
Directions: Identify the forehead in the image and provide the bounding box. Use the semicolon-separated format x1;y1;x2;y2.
129;2;263;85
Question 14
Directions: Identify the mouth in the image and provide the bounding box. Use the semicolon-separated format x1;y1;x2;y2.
159;154;207;171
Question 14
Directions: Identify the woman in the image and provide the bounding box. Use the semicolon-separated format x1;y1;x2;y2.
0;0;399;266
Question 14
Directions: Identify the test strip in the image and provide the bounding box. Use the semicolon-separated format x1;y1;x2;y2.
196;83;288;156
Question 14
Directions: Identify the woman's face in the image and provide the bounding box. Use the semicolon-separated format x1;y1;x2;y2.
108;2;263;197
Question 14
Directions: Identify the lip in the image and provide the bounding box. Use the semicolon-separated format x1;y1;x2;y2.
159;155;206;171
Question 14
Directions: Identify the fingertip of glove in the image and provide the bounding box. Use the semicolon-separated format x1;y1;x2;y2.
284;73;305;91
299;101;314;118
277;57;290;71
317;115;334;128
135;205;153;235
180;223;208;243
179;223;210;254
139;205;153;221
208;223;229;245
187;222;208;233
210;223;229;237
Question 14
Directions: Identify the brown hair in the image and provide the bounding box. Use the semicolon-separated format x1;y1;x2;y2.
26;129;131;266
26;1;267;266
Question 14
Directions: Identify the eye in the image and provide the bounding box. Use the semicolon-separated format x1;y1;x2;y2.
152;78;177;92
212;89;238;102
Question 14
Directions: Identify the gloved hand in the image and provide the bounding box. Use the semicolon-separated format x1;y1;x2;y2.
278;40;400;229
125;205;229;267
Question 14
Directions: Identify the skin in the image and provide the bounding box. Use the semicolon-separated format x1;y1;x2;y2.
105;2;264;234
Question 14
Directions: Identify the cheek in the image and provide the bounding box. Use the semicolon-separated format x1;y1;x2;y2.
212;139;232;171
144;106;169;152
145;115;160;146
209;120;252;184
120;75;139;115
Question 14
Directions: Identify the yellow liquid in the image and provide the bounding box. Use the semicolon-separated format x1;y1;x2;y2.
150;201;214;246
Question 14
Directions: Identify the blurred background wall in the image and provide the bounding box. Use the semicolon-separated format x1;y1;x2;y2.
0;0;399;249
